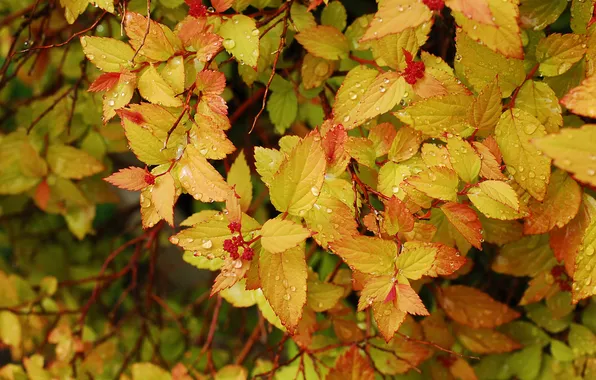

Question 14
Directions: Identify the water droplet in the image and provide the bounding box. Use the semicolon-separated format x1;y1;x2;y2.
108;99;115;107
311;186;320;196
588;169;595;176
349;92;357;100
392;186;400;193
170;236;179;244
586;245;595;256
379;86;386;93
201;239;213;249
343;115;350;123
223;39;236;49
283;294;291;301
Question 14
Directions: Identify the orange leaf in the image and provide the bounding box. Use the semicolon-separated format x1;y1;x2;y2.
34;180;51;211
427;244;467;277
88;72;121;92
327;346;375;380
196;70;226;96
441;202;483;249
116;109;146;125
104;167;153;191
560;75;596;118
445;0;495;25
397;284;429;316
437;285;520;328
212;0;233;13
322;123;348;167
454;324;521;354
383;196;415;235
152;172;176;226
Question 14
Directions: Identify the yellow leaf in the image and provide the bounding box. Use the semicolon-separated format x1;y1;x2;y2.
295;25;349;61
131;362;171;380
259;245;307;333
138;65;183;107
468;77;502;137
124;12;180;62
332;65;378;126
372;301;406;342
219;15;260;67
571;0;595;34
178;145;233;203
61;0;88;24
455;29;525;97
80;36;135;72
152;172;176;226
307;279;344;312
451;0;523;59
161;56;185;94
47;145;104;179
388;126;422;163
301;54;337;90
377;162;411;199
495;108;551;200
359;275;394;311
370;23;432;70
254;147;284;186
572;194;596;303
524;169;582;234
103;71;136;122
260;219;310;254
0;311;21;348
514;80;562;133
227;150;252;212
447;136;481;183
445;0;496;25
269;133;326;216
396;241;438;280
406;166;459;201
536;33;588;77
559;75;596;119
122;119;170;166
329;235;397;275
467;180;526;220
304;190;359;249
360;0;432;42
441;202;483;249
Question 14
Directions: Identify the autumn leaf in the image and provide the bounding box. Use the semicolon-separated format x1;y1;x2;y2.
227;150;252;212
406;166;459;201
260;219;311;254
559;75;596;119
104;167;153;191
454;324;521;354
178;145;233;203
327;346;375;380
571;194;596;303
441;202;483;249
329;235;397;275
467;180;526;220
360;0;432;41
47;145;104;180
295;25;349;60
152;172;176;226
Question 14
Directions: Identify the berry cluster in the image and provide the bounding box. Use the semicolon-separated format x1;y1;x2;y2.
223;222;254;261
551;265;572;292
402;49;425;85
423;0;445;12
185;0;208;17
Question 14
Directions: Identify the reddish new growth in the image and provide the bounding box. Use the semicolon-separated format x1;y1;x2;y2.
423;0;445;12
144;172;155;186
223;222;254;260
402;49;425;85
184;0;207;17
551;265;572;292
436;354;457;368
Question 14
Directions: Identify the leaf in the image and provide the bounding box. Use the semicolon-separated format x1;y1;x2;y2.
406;166;459;201
291;3;317;32
254;147;284;186
395;94;475;138
473;140;506;180
307;279;344;312
219;15;259;67
427;243;466;277
103;71;136;122
327;346;375;380
437;285;520;328
360;0;432;41
396;241;437;280
61;0;88;24
295;25;349;60
467;180;526;220
47;145;104;179
259;245;307;333
124;12;179;62
468;77;502;137
533;124;596;186
227;150;252;212
441;202;483;249
451;0;523;59
454;324;521;354
515;80;562;134
519;0;568;31
260;219;310;254
329;235;397;275
524;169;582;235
383;196;415;235
212;0;233;13
492;235;557;277
131;362;171;380
178;144;233;203
138;66;182;107
304;190;359;248
536;33;587;77
321;1;348;32
455;29;525;97
152;172;176;226
495;108;551;200
445;0;495;25
571;0;595;34
332;65;378;126
372;301;407;342
122;118;169;166
369;122;397;157
447;136;481;183
344;137;376;168
0;311;21;348
267;88;298;134
569;323;596;356
269;133;326;216
397;283;429;315
104;167;152;191
88;72;121;92
571;194;596;303
301;54;337;90
377;162;411;198
80;36;135;73
388;126;422;163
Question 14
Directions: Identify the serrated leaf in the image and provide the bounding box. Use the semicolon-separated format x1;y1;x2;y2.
515;80;562;134
227;150;252;212
438;285;520;328
131;362;171;380
47;145;104;179
122;118;169;165
370;24;432;71
441;202;483;249
332;65;379;126
80;36;134;73
104;167;151;191
571;0;595;34
455;29;525;97
447;136;481;183
571;194;596;303
301;54;337;90
254;147;283;186
372;302;407;342
103;71;136;121
495;108;551;200
178;144;233;203
259;245;307;333
445;0;495;25
388;126;422;163
295;25;349;60
260;219;310;254
396;241;438;280
61;0;88;24
124;12;179;62
568;323;596;356
383;196;414;235
329;235;397;275
406;166;459;201
269;133;326;216
469;77;502;137
290;3;316;32
360;0;432;41
524;169;582;235
397;283;429;316
152;172;175;226
218;15;259;67
454;324;521;354
395;94;475;138
519;0;568;31
533;124;596;186
468;180;526;220
536;33;587;77
377;162;411;198
327;346;374;380
267;88;298;134
138;65;182;107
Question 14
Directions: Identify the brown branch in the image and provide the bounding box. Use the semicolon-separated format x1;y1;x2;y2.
201;294;223;353
130;0;151;63
235;316;263;365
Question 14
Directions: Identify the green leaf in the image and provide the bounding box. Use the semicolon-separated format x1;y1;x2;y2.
498;321;551;348
396;242;437;280
259;245;307;333
321;1;347;32
254;147;284;186
122;118;169;165
508;344;542;380
550;340;574;362
377;162;411;198
519;0;568;31
47;145;104;180
536;33;588;77
492;235;557;277
295;25;350;60
61;0;88;24
446;136;481;183
267;88;298;134
260;218;310;254
569;323;596;356
138;65;183;107
215;365;248;380
269;133;326;216
468;180;526;220
80;36;135;72
329;235;397;275
290;3;316;32
131;362;171;380
571;0;595;34
307;279;344;312
219;15;260;67
495;108;551;200
0;311;21;348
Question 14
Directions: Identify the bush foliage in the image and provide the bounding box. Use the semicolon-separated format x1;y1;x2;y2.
1;0;596;378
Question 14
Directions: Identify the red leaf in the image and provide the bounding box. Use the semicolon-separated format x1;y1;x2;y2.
322;123;348;164
429;244;467;276
196;70;226;95
307;0;325;11
116;109;146;125
384;284;397;303
177;16;209;47
34;180;51;211
397;284;429;316
88;72;121;92
104;167;153;191
212;0;233;13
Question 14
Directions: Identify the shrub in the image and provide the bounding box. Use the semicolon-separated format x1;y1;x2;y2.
1;0;596;378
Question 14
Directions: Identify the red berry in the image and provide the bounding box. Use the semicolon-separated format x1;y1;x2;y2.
184;0;207;17
551;265;565;278
144;173;155;185
228;221;242;233
242;247;254;261
423;0;445;11
402;49;425;85
223;239;238;255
